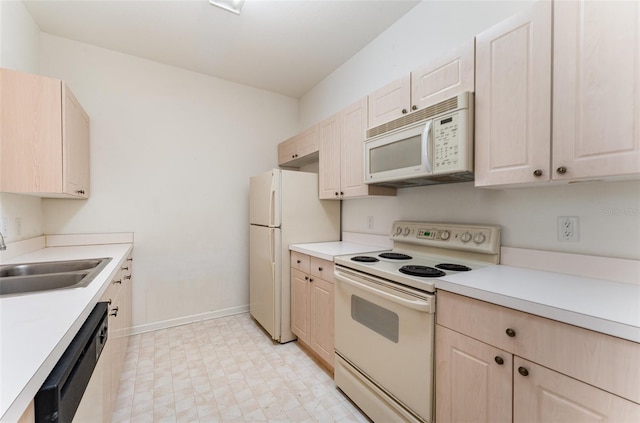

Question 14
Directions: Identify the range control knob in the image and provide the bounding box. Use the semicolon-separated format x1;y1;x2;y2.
474;233;487;244
440;230;451;240
460;232;472;243
403;227;411;236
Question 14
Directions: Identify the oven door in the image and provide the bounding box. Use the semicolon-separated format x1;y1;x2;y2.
334;266;435;422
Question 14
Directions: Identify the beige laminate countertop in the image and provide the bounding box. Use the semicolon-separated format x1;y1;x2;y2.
0;236;133;422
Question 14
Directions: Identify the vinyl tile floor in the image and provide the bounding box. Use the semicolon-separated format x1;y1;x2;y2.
111;313;370;422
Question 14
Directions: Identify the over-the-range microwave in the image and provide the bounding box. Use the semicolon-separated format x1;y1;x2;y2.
364;91;474;188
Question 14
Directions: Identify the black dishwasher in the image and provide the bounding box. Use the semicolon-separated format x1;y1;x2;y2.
34;302;108;423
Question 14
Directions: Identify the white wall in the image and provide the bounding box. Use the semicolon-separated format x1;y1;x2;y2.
300;0;640;260
39;34;298;329
0;0;45;242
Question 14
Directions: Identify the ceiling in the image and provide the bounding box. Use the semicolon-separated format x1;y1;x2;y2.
23;0;421;98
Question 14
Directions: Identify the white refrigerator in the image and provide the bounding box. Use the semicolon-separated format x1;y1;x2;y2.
249;169;340;343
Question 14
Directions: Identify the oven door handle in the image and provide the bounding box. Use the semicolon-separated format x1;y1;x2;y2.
335;271;434;313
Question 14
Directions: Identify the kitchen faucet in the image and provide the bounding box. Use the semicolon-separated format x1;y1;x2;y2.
0;231;6;250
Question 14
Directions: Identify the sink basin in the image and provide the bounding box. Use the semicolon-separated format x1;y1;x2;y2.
0;258;112;296
0;258;106;277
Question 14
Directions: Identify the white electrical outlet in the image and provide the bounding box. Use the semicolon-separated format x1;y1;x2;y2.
367;216;374;230
558;216;579;242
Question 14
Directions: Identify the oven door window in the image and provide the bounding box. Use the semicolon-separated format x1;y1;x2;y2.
351;294;399;343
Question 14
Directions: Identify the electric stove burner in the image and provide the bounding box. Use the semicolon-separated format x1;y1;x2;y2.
378;252;412;260
436;263;472;272
351;256;380;263
399;265;446;278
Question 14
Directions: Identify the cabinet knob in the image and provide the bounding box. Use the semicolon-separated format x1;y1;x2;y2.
411;105;417;111
335;192;339;196
518;366;529;377
76;189;85;195
556;166;567;174
124;275;132;280
340;192;344;196
121;266;129;271
494;356;504;365
309;278;314;282
113;279;122;285
296;260;301;264
318;267;323;271
401;108;408;114
505;328;516;337
127;258;133;262
109;306;119;317
305;276;309;280
533;169;543;177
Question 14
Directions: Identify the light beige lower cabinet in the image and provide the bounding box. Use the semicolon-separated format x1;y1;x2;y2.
290;251;335;369
74;254;133;422
436;290;640;423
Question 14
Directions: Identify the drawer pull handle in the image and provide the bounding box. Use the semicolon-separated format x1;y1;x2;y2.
494;356;504;365
505;328;516;337
518;366;529;377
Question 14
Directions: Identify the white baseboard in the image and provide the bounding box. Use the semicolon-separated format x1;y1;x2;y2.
129;304;250;335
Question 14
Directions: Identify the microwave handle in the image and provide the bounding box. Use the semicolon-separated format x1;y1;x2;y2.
422;120;432;173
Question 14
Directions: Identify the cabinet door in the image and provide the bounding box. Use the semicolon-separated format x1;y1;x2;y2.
290;268;310;344
318;114;342;199
474;1;552;187
435;325;512;423
278;137;297;165
552;0;640;181
0;69;63;193
310;277;334;368
62;85;90;197
341;97;371;198
297;126;319;157
411;39;475;110
514;357;640;423
367;75;411;128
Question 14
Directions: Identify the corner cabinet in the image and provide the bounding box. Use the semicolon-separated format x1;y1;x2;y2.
277;126;319;167
0;68;90;198
435;291;640;423
475;0;640;187
290;251;335;370
318;98;395;199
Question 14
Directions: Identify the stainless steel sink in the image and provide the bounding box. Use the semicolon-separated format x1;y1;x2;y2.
0;258;112;296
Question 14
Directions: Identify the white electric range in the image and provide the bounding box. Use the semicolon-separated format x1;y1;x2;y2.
333;221;501;423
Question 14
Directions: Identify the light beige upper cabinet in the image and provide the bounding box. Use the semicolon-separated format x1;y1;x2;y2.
552;0;640;181
277;126;318;167
319;98;396;199
368;40;475;129
474;1;552;187
0;68;90;198
436;291;640;423
475;0;640;187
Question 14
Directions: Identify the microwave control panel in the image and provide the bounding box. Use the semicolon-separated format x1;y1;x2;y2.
432;110;471;173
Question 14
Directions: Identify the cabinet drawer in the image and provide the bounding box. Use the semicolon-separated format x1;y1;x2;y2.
291;251;310;273
310;257;334;282
437;290;640;403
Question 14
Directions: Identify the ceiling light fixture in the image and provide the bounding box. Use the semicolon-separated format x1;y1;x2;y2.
209;0;245;15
